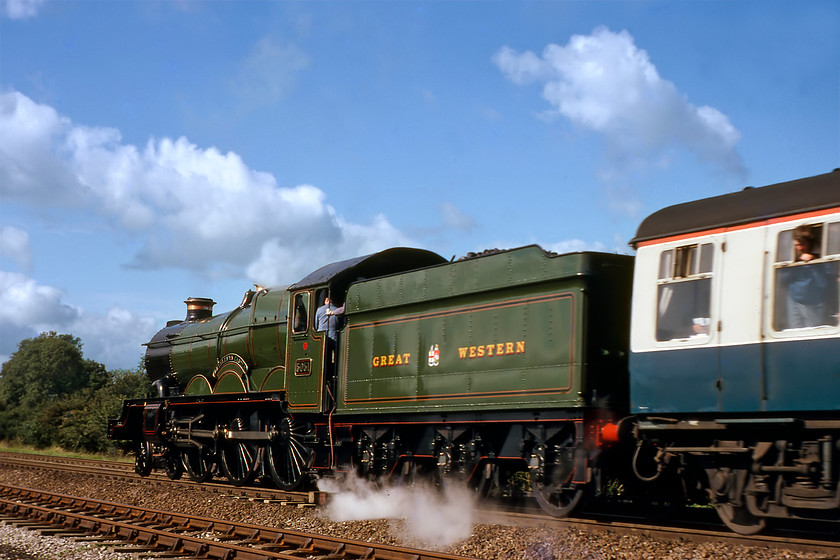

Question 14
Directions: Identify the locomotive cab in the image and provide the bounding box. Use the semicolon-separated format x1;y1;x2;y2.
284;248;448;414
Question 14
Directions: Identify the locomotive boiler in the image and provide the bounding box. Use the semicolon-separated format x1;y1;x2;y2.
109;170;840;534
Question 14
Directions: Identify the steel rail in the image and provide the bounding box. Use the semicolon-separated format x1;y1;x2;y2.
0;450;322;505
0;484;476;560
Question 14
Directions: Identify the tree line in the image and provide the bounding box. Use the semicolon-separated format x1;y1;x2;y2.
0;332;152;455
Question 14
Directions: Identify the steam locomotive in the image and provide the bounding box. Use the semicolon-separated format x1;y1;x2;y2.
109;170;840;534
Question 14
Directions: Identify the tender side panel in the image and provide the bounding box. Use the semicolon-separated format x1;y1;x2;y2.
338;249;632;414
341;287;580;412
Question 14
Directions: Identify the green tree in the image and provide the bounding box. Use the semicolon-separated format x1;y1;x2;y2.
0;332;155;453
71;367;152;454
1;333;91;402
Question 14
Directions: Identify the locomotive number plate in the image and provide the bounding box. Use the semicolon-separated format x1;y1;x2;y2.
294;358;312;376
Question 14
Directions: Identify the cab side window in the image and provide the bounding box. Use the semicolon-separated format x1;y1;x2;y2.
292;292;309;334
656;243;714;341
773;223;840;330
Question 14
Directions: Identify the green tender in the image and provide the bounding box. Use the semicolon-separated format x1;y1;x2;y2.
337;246;633;414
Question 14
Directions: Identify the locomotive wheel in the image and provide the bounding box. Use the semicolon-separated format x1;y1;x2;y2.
219;442;258;486
165;449;183;480
265;417;313;491
182;446;214;482
135;442;153;477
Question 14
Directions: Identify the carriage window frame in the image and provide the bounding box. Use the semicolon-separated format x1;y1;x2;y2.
655;243;714;342
772;221;840;332
292;291;310;334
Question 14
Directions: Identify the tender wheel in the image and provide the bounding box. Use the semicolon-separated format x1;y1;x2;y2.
182;446;214;482
265;417;313;491
135;441;153;477
219;442;258;486
165;448;183;480
714;502;766;535
531;475;585;517
529;443;586;517
471;461;499;499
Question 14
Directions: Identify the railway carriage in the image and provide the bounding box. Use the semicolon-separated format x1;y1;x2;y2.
629;171;840;533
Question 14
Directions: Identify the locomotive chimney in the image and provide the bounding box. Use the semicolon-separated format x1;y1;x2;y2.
184;297;216;322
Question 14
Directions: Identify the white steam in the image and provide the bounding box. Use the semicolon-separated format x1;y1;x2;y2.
318;475;476;548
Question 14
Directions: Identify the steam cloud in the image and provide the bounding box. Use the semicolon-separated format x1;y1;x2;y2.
318;475;476;548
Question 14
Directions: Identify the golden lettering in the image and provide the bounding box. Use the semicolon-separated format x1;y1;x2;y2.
456;340;527;360
372;353;412;368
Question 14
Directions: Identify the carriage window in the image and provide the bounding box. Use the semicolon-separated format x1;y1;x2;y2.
292;292;309;334
775;229;794;263
659;249;674;279
656;243;713;341
774;223;840;330
828;222;840;256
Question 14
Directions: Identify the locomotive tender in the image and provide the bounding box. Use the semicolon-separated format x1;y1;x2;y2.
109;170;840;534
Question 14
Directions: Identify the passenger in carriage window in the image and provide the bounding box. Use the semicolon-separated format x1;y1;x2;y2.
782;226;832;328
793;225;819;262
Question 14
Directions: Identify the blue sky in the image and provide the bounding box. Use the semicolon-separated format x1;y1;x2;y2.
1;0;838;370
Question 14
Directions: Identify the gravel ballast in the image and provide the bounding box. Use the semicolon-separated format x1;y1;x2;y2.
0;466;833;560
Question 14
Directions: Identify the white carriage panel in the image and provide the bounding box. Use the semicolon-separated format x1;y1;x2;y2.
716;226;766;347
629;243;661;354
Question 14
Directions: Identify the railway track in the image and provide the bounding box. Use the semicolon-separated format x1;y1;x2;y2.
493;507;840;558
0;450;322;506
0;483;476;560
2;451;838;559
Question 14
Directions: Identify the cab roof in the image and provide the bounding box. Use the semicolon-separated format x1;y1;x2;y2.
292;247;447;292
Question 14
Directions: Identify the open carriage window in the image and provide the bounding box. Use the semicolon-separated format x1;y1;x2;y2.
773;223;840;330
656;243;714;341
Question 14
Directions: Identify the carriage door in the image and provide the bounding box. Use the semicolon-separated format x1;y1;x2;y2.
285;289;327;412
715;231;766;412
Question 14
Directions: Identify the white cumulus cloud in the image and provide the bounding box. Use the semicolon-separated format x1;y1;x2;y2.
2;0;45;19
0;270;159;369
0;271;80;363
494;27;745;178
0;90;408;287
